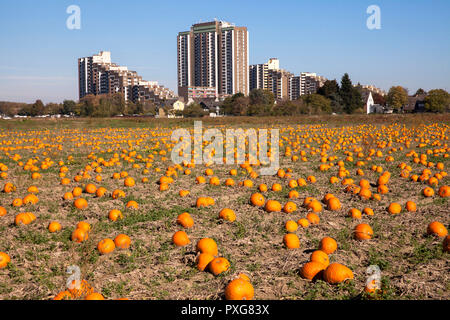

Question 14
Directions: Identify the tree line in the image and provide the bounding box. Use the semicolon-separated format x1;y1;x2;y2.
0;93;160;117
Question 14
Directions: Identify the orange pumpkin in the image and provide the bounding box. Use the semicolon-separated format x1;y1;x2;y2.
323;263;354;284
114;234;131;249
319;237;337;254
196;238;218;256
300;261;326;280
208;257;230;276
97;238;116;254
427;221;448;237
172;231;190;246
225;278;254;300
354;223;373;240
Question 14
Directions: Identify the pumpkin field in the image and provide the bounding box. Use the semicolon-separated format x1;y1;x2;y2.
0;114;448;300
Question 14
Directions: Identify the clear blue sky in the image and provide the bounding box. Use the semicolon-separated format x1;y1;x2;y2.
0;0;449;103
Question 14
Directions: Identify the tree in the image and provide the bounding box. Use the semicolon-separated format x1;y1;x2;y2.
339;74;362;113
424;89;450;113
62;100;76;115
182;103;207;118
415;88;426;96
302;94;332;114
386;86;408;110
249;89;274;107
372;92;386;106
222;93;245;115
317;80;339;98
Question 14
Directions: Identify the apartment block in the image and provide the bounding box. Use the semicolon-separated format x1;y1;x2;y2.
177;20;249;98
78;51;175;105
267;68;293;100
249;58;279;91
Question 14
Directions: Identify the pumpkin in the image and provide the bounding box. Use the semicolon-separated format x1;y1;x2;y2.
427;221;448;237
306;212;320;224
319;237;337;254
196;238;218;256
85;292;105;300
387;203;401;215
179;190;190;197
310;250;330;267
48;221;62;233
307;200;322;213
12;198;23;207
265;200;282;212
348;208;362;219
72;187;83;197
196;253;215;271
283;201;297;213
225;278;254;300
354;223;373;240
77;221;91;232
250;193;265;207
271;183;282;192
95;187;107;197
288;190;299;199
323;263;354;284
74;198;88;210
438;185;449;197
300;261;326;280
363;207;374;216
219;208;236;222
422;187;435;197
285;220;298;232
0;252;11;269
109;209;123;222
114;234;131;249
68;279;93;298
177;212;194;228
326;197;341;211
126;200;139;209
405;201;417;212
85;183;97;194
15;212;35;226
297;218;309;228
208;257;230;276
53;290;73;300
283;233;300;249
172;231;190;246
98;238;116;254
443;235;450;252
0;206;7;217
71;228;88;243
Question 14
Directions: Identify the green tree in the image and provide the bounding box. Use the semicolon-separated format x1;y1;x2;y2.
302;94;332;114
386;86;408;110
62;100;76;115
424;89;450;113
249;89;274;107
222;93;245;115
182;103;207;118
339;74;362;113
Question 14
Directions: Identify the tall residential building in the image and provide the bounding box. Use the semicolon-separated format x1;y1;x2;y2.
267;68;293;100
177;20;249;98
299;72;327;96
78;51;175;105
249;58;279;91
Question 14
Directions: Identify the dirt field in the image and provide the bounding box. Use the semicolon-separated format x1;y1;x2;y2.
0;114;448;300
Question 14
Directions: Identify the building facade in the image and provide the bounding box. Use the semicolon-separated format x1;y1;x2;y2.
177;21;249;98
78;51;175;105
249;58;279;91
